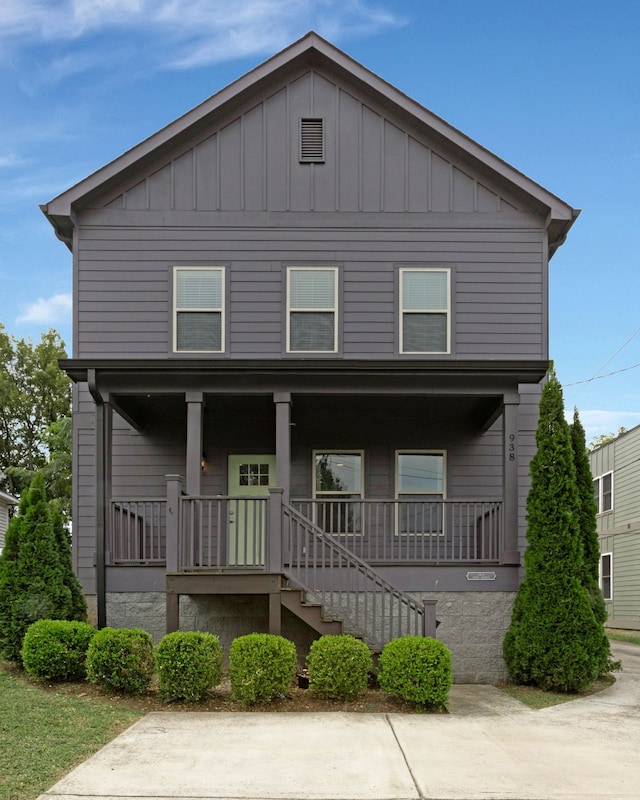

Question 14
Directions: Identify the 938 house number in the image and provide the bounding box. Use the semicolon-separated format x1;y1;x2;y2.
508;433;516;461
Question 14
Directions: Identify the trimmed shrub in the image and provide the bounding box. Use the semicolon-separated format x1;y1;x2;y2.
229;633;296;705
21;619;96;681
378;636;452;709
307;635;372;700
86;627;154;695
155;631;222;702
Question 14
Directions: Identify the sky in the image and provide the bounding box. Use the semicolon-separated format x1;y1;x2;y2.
1;0;639;444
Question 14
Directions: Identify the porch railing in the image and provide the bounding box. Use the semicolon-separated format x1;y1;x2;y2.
106;496;502;568
108;499;166;564
292;499;502;562
179;496;269;570
283;503;427;649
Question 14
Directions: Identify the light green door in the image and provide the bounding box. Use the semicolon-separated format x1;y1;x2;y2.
227;455;276;566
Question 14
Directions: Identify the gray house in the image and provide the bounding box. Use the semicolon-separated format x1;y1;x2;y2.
41;32;579;682
589;424;640;632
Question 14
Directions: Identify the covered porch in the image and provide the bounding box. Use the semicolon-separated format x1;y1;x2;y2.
64;358;542;643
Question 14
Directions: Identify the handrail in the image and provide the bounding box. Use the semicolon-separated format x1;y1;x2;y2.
283;502;426;649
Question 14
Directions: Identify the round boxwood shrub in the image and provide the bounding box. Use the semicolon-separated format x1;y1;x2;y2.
21;619;96;681
378;635;452;709
155;631;222;702
307;635;372;700
86;627;154;695
229;633;297;705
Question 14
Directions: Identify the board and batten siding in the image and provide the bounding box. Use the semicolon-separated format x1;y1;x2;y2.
100;70;526;217
75;225;545;360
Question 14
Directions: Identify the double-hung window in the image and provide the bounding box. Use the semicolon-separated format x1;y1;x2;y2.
600;552;612;601
174;267;224;353
400;268;450;354
593;472;613;514
396;451;445;534
313;451;363;535
287;267;337;353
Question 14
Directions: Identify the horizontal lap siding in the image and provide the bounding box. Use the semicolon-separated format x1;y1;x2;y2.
76;226;543;359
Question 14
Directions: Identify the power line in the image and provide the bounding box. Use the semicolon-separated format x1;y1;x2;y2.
564;361;640;387
570;325;640;400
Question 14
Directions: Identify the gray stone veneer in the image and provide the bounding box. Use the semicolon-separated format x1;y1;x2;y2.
104;590;515;683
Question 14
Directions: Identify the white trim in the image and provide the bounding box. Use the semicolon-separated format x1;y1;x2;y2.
286;266;338;353
399;267;451;354
593;470;614;515
600;551;613;601
173;266;225;353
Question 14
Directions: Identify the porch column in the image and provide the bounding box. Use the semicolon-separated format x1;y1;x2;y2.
502;393;520;565
185;392;204;497
89;371;112;630
165;474;183;634
274;392;292;504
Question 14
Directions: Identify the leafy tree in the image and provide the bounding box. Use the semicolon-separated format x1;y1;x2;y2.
0;324;71;516
503;369;610;691
588;427;627;451
0;472;85;663
571;409;608;629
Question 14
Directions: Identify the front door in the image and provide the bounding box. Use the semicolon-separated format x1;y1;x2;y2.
227;455;276;566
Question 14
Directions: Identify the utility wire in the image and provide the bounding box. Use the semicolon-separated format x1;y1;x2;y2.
569;325;640;400
564;361;640;387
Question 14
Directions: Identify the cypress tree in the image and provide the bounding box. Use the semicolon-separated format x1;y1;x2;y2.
52;506;87;622
0;472;75;661
503;370;606;691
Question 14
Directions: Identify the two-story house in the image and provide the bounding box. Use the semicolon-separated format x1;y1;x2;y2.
41;32;579;682
590;424;640;632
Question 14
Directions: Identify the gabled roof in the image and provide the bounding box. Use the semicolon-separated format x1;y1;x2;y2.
41;31;579;254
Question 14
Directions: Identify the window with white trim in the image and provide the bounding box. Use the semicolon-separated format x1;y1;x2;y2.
593;471;613;514
600;552;612;601
396;451;445;534
399;268;450;354
287;267;337;353
313;451;363;535
174;267;224;353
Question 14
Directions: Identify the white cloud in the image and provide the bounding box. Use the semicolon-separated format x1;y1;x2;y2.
17;293;72;324
0;0;404;70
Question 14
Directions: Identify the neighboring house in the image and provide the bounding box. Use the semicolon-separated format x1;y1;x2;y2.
41;32;579;682
0;490;19;554
590;424;640;632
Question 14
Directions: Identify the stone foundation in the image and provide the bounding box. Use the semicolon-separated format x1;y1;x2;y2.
104;590;515;683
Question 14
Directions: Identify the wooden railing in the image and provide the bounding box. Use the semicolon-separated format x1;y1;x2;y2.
108;499;166;564
292;499;502;562
107;495;502;568
283;503;430;649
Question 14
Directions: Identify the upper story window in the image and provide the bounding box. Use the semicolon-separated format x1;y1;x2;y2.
399;268;450;354
593;471;613;514
173;267;224;353
287;267;338;353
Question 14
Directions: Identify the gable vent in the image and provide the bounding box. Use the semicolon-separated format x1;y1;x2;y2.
299;117;325;163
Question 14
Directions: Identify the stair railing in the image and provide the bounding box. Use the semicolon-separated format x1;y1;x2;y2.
282;502;432;650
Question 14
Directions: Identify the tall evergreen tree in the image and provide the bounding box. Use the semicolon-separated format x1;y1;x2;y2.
0;472;85;662
570;408;608;627
503;369;609;691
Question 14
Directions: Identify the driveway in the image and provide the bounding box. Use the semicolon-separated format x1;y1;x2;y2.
38;641;639;800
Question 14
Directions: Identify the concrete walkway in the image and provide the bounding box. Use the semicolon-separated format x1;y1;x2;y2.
38;641;640;800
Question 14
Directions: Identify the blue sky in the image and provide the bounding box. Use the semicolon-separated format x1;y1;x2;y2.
1;0;639;443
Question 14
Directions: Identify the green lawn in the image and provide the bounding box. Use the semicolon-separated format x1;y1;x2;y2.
607;630;640;646
0;668;141;800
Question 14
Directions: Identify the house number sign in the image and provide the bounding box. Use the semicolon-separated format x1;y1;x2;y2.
508;433;516;461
